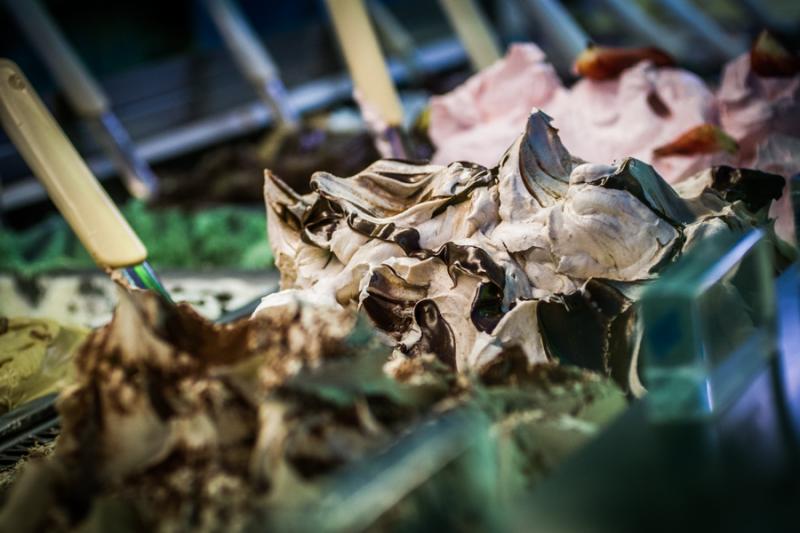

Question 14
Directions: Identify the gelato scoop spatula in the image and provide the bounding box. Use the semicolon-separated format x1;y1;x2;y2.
0;60;170;301
325;0;408;159
203;0;299;130
438;0;502;71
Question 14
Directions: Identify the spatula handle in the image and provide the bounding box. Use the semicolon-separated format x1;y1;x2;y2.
203;0;298;127
0;60;146;268
326;0;404;127
438;0;502;71
204;0;278;85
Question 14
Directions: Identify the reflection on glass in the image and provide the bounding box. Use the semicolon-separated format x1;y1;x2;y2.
642;229;776;421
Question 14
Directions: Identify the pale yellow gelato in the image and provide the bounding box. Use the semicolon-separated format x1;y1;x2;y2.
0;317;87;413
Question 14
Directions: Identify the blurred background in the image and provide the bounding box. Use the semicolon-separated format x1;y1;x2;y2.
1;0;799;288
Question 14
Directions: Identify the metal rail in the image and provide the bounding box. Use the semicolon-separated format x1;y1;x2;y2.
1;37;466;210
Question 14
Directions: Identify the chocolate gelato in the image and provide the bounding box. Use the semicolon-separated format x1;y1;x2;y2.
156;114;381;204
0;285;625;531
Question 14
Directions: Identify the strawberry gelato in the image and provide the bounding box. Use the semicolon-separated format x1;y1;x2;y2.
428;45;719;182
715;34;800;241
428;39;800;242
428;43;565;167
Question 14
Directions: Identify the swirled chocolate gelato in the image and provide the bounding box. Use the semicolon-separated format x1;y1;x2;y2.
259;110;784;395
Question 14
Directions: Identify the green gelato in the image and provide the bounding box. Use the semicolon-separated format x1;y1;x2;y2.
0;201;272;273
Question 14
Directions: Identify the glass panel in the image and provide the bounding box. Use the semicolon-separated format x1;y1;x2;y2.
272;408;507;532
641;228;776;421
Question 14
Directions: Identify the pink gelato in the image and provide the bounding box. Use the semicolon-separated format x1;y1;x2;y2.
550;61;720;182
718;52;800;162
428;43;565;167
428;45;719;182
716;42;800;242
751;134;800;242
428;40;800;242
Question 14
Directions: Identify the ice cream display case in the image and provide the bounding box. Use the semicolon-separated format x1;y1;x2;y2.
1;1;799;531
1;224;796;531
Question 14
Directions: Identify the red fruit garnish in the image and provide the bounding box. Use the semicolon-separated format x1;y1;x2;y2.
653;124;738;158
574;45;675;80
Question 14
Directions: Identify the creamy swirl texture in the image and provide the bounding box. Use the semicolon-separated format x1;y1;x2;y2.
259;110;783;395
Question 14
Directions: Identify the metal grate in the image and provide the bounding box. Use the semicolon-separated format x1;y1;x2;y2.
0;394;60;470
0;420;59;470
